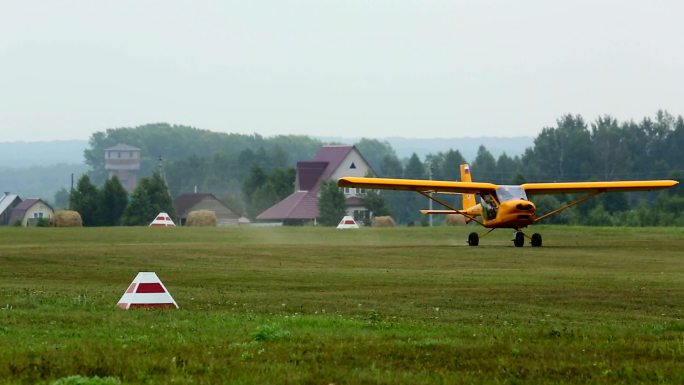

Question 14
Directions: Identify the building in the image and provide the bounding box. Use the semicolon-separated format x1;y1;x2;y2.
8;198;54;227
0;193;22;226
256;145;373;225
105;144;141;191
174;192;242;226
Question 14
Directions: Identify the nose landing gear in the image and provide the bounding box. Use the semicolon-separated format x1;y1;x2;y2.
513;231;543;247
531;233;543;247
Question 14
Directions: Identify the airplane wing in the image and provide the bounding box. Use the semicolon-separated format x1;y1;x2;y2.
522;180;678;195
338;177;498;194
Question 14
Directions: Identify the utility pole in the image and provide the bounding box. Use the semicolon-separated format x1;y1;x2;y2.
428;163;433;227
69;173;74;210
158;154;171;196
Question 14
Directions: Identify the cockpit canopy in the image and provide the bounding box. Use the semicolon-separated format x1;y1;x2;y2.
495;185;528;202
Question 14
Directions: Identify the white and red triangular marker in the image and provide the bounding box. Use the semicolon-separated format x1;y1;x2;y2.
336;215;359;229
149;212;175;227
117;272;179;309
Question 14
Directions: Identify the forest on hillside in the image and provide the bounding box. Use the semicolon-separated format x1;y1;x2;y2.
82;111;684;226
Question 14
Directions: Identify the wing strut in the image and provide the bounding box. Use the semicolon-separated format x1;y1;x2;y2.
533;191;602;223
417;191;486;227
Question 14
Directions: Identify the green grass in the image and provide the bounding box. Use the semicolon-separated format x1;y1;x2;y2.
0;226;683;384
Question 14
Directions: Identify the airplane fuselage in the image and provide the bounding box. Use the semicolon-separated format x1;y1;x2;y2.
482;198;536;228
478;186;537;229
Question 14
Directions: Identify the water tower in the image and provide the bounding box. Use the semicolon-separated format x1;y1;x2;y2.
105;144;141;191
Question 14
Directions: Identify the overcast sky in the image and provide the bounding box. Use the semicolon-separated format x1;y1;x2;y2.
1;0;682;142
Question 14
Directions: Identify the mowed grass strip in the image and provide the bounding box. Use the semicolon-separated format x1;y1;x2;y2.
0;226;683;384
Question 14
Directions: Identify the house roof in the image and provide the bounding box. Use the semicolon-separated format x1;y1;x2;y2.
0;193;21;216
8;198;53;224
297;161;328;191
174;192;239;218
256;191;315;220
312;145;355;182
175;193;214;215
105;143;141;152
257;145;363;221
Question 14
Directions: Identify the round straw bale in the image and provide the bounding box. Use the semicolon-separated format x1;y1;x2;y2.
186;210;218;227
371;216;395;227
445;214;466;226
50;210;83;227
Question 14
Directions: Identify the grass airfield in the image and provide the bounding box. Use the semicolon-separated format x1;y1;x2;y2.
0;225;683;385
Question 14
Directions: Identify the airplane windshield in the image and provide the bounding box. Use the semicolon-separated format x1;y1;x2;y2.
496;186;528;202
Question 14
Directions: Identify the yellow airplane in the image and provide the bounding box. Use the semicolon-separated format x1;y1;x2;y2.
338;164;679;247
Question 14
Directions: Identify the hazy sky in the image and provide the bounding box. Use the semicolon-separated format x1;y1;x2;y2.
1;0;683;141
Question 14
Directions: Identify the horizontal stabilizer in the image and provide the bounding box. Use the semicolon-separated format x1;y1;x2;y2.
419;209;460;215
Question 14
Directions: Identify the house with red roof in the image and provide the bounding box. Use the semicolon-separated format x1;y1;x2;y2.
256;145;374;225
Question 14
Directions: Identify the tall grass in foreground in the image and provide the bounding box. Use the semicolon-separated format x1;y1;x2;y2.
0;226;683;384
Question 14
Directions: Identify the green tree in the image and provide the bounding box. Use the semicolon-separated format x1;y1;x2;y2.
355;138;396;174
122;183;152;226
146;173;176;218
53;188;70;210
380;154;403;177
585;204;613;226
269;167;296;200
121;173;174;225
442;149;467;180
242;165;268;202
249;184;279;219
495;153;521;184
70;175;99;226
403;153;425;179
591;115;628;180
318;180;347;226
471;145;497;182
362;190;391;225
98;175;129;226
397;153;426;225
523;114;593;181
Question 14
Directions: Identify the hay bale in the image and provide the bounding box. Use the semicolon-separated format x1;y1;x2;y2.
371;216;395;227
445;214;466;226
186;210;217;227
51;210;83;227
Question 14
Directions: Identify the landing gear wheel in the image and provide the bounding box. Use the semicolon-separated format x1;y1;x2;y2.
468;232;479;246
513;231;525;247
531;233;542;247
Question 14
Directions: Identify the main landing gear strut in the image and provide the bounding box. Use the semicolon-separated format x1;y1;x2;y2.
467;230;543;247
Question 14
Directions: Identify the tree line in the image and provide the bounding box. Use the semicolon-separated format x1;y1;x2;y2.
76;111;683;226
70;173;175;226
356;111;684;226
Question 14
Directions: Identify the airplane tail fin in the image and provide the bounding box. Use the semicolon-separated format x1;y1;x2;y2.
460;164;477;210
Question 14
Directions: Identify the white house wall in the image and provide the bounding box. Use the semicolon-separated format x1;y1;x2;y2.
22;202;54;226
329;150;372;181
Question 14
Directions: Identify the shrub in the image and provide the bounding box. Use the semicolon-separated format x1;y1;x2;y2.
251;323;291;341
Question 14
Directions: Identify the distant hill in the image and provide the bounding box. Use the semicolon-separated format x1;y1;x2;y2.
0;163;88;202
0;136;534;168
0;140;88;168
0;135;533;201
319;136;534;160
